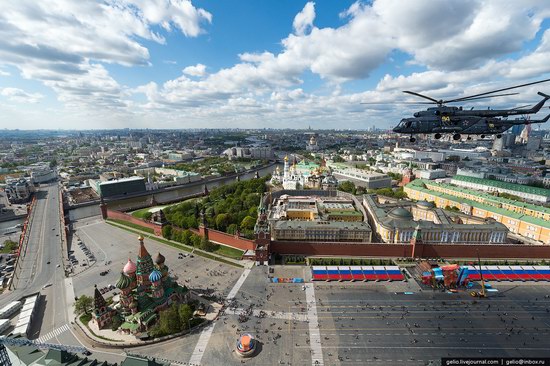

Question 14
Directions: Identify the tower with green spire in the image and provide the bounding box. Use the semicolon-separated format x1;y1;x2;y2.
136;235;154;295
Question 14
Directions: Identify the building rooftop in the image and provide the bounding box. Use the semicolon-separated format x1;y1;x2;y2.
273;220;370;230
407;180;550;229
421;179;550;215
452;175;550;197
99;176;145;186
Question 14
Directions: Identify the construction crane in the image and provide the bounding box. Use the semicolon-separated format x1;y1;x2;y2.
0;335;88;354
470;251;487;298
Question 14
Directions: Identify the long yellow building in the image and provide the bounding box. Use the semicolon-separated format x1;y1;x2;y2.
404;180;550;245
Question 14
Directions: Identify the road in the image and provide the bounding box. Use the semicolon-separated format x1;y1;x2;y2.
0;184;124;362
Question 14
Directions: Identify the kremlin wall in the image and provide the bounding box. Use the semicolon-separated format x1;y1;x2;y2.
100;189;550;261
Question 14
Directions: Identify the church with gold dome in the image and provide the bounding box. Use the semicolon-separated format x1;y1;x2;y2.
91;235;190;335
271;156;336;190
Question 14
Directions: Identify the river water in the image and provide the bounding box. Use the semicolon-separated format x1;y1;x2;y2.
104;163;282;212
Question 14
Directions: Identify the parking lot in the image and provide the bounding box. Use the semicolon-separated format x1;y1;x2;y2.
0;253;16;289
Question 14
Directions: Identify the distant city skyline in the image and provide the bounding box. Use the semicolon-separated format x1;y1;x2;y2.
1;0;550;130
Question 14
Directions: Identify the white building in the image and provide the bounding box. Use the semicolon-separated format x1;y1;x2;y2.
306;135;319;151
331;168;391;189
451;175;550;203
222;146;274;160
415;169;446;180
271;156;306;190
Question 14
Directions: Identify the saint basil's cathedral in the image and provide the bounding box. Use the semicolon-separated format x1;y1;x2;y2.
92;235;190;334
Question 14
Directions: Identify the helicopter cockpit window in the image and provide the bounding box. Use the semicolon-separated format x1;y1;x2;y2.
405;120;412;128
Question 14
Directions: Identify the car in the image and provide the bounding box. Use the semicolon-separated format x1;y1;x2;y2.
56;264;60;268
46;261;50;264
82;350;92;356
55;234;59;237
42;283;52;289
51;228;55;231
81;263;87;266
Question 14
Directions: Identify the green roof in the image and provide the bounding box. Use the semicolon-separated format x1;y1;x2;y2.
406;180;550;229
121;321;140;331
327;210;363;216
452;175;550;197
411;178;550;215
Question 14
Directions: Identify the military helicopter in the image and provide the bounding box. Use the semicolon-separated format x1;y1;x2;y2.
390;78;550;142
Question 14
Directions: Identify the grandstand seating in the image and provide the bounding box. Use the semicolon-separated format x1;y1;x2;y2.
466;265;550;282
311;265;405;282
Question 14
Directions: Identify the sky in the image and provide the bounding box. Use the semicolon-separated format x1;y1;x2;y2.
1;0;550;130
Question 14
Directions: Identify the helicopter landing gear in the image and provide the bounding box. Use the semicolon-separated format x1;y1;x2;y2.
480;134;485;139
434;133;442;139
409;136;416;143
496;134;502;139
452;133;461;141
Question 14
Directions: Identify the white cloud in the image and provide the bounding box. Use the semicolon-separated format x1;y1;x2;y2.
0;87;44;103
0;0;211;113
182;63;207;77
293;2;315;36
0;69;9;76
2;0;550;130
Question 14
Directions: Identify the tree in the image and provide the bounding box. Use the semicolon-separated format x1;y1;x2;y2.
191;234;202;248
143;212;153;221
157;304;182;335
162;225;172;239
179;304;194;329
74;295;93;315
240;216;256;231
200;237;216;252
227;223;238;235
215;213;231;231
338;181;356;194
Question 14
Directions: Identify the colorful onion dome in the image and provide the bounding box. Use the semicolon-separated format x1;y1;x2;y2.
116;272;131;289
149;269;162;283
155;252;165;265
123;258;137;274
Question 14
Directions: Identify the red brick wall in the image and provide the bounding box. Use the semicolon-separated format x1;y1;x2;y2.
203;227;255;251
105;209;162;236
270;241;550;259
158;224;254;251
270;241;411;257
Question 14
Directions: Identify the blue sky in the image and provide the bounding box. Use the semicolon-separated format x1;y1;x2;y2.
1;0;550;130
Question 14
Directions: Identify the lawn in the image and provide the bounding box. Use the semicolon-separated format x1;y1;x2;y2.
131;207;152;219
213;245;243;259
107;219;154;234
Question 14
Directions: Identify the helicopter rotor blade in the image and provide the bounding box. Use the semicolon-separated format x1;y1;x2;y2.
510;104;532;110
443;78;550;104
360;101;435;105
444;93;519;103
403;91;440;104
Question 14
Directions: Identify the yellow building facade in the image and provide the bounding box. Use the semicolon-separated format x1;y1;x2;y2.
405;180;550;245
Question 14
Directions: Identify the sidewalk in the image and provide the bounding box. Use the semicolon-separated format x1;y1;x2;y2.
107;220;246;268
